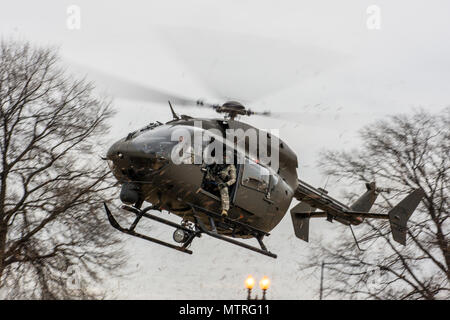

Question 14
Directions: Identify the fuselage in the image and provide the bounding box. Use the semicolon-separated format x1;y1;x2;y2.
106;117;299;237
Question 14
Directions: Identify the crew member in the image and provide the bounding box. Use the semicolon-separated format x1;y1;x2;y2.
204;157;237;217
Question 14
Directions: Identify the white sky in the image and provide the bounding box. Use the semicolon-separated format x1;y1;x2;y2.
1;0;449;299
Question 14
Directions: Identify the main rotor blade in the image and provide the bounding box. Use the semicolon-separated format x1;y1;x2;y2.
157;27;347;102
68;63;370;127
250;110;379;129
69;63;217;108
67;63;303;120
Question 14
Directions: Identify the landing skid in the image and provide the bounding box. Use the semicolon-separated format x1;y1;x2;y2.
103;202;277;259
104;203;196;255
189;203;277;258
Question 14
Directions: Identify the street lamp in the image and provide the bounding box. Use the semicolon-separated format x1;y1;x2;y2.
319;261;386;299
245;275;270;300
320;261;326;300
319;261;339;300
245;275;255;300
259;276;270;300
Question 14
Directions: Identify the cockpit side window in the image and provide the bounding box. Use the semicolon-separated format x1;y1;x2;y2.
241;158;270;193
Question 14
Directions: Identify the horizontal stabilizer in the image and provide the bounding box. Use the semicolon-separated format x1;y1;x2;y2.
389;189;425;245
290;202;316;242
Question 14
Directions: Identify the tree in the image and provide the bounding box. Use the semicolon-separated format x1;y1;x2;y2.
0;39;124;299
300;108;449;300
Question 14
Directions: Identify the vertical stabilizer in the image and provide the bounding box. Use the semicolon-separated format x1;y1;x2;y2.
389;188;425;245
350;182;379;213
290;202;316;242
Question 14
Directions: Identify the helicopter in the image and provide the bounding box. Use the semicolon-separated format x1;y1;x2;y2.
103;96;425;259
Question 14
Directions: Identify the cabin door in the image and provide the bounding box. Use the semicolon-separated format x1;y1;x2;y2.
232;158;272;217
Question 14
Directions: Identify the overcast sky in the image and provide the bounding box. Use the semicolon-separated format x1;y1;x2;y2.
1;0;449;299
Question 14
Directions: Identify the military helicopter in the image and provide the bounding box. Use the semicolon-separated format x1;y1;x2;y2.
103;91;425;259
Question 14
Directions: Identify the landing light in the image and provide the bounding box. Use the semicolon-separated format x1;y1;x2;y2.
173;228;188;243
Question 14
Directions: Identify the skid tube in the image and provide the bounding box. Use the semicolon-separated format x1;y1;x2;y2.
104;203;196;255
187;202;271;237
104;202;277;259
190;206;277;259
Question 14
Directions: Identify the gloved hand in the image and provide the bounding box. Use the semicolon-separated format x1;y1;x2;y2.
218;182;226;188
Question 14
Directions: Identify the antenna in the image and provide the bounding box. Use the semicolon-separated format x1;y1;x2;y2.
168;101;179;120
349;225;364;251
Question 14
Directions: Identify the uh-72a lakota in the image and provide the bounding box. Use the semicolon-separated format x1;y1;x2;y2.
103;96;424;259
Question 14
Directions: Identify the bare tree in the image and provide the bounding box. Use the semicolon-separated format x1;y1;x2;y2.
300;108;449;300
0;39;124;299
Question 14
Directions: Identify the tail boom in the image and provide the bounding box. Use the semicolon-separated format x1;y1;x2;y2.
291;179;425;245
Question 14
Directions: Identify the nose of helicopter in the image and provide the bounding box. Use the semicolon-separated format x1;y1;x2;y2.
106;135;171;181
106;138;128;161
105;138;132;179
106;137;162;162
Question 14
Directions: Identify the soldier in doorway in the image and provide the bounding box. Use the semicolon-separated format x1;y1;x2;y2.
203;156;237;217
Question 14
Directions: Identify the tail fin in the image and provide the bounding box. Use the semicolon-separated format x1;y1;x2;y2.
350;182;379;213
389;188;425;245
290;202;316;242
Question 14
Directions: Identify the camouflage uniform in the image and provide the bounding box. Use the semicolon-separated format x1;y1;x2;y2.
205;163;237;216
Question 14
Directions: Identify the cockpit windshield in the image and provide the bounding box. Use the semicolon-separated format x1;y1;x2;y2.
132;124;177;144
125;121;163;141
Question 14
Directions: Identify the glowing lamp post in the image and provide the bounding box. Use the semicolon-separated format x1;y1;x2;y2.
259;276;270;300
245;275;255;300
245;275;270;300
